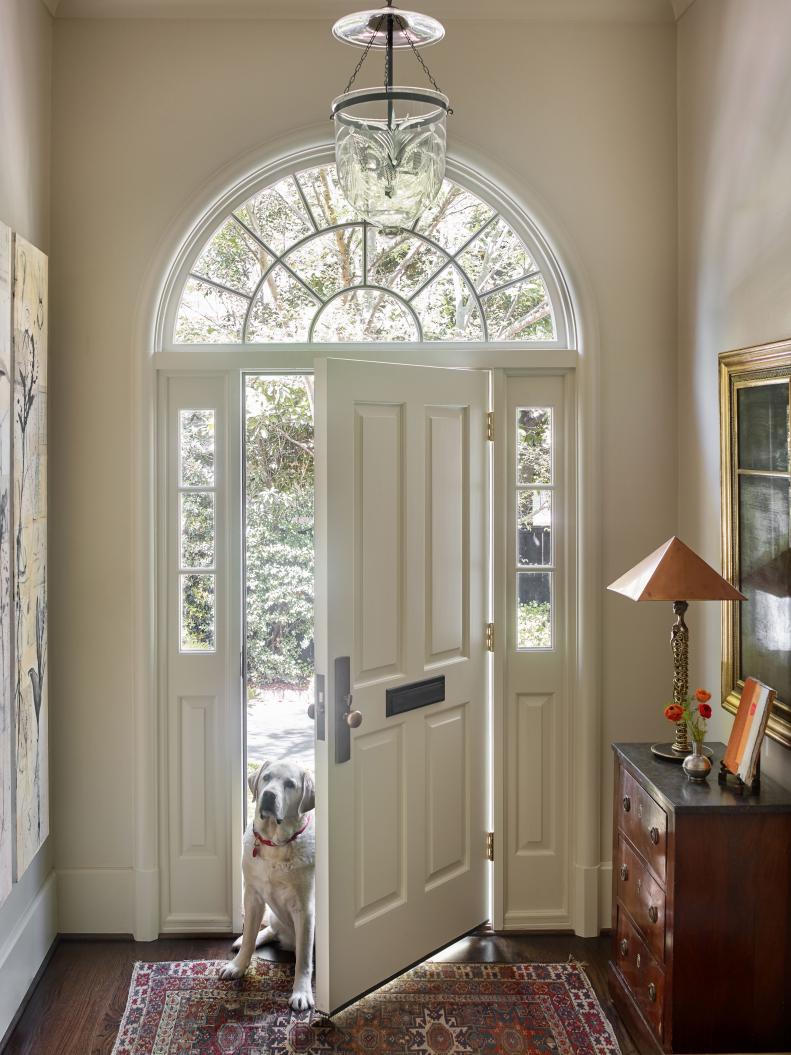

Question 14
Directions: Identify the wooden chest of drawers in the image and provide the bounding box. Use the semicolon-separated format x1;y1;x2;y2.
608;743;791;1054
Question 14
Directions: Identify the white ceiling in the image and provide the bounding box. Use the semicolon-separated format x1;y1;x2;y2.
45;0;689;22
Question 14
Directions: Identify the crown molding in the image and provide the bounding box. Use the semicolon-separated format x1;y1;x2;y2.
52;0;675;23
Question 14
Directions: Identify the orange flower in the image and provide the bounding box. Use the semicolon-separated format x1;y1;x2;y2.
695;688;711;703
664;703;684;722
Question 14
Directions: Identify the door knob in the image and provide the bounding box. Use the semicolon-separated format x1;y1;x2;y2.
619;863;628;881
622;796;631;812
648;904;658;924
342;693;362;729
307;703;316;720
650;826;660;845
619;938;628;957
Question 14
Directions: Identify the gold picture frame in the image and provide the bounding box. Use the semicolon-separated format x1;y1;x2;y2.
720;338;791;749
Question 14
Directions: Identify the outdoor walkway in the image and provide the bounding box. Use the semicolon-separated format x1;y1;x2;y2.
247;685;315;775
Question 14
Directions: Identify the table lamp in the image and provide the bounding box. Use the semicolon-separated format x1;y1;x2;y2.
608;536;746;761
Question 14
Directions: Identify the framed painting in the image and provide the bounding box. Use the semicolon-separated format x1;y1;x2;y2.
0;222;11;903
720;339;791;748
13;235;48;878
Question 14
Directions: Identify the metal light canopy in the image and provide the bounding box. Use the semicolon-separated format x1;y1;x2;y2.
332;7;445;49
331;4;450;232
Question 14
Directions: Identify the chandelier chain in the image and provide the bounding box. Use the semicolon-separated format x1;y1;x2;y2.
340;21;451;110
342;28;378;95
404;28;449;107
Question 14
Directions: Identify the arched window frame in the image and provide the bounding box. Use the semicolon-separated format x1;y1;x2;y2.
155;147;577;364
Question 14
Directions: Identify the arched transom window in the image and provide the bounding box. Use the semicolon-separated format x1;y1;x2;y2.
174;163;558;344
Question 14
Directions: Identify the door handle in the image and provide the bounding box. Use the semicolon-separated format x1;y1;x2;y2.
343;693;363;728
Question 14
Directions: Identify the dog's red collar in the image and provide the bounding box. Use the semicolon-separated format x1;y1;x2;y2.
252;816;310;857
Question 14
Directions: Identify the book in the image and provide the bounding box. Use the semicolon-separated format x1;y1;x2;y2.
722;678;775;786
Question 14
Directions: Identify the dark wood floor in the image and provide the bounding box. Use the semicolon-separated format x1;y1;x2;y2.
2;932;636;1054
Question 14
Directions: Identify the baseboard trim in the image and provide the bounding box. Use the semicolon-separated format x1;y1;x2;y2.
160;913;233;934
0;873;59;1046
57;868;134;935
502;910;572;931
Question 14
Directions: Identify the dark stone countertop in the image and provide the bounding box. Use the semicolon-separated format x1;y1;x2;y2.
613;742;791;814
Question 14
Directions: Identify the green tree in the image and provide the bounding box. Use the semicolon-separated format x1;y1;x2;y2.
244;375;314;693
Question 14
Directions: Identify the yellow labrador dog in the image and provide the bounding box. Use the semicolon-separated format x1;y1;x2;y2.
220;759;316;1011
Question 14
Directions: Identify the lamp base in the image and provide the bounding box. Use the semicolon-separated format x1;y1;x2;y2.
651;741;714;763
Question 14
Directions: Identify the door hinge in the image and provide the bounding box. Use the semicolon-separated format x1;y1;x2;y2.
486;831;495;861
486;411;494;441
485;622;494;652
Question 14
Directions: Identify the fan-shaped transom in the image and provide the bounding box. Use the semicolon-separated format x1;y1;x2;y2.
174;163;557;344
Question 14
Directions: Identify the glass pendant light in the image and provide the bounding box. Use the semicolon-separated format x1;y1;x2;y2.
331;3;451;233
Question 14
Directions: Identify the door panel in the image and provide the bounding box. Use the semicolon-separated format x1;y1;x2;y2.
425;703;469;888
355;403;404;682
314;358;488;1014
355;726;405;921
426;407;467;661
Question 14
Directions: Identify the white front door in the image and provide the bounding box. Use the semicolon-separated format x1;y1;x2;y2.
313;358;489;1015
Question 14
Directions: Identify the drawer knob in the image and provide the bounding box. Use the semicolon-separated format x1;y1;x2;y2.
648;982;657;1003
619;863;628;881
619;938;628;957
650;826;660;845
622;796;631;813
648;904;659;924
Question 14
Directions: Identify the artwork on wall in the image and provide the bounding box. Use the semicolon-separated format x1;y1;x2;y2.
12;235;48;880
0;223;12;904
720;339;791;749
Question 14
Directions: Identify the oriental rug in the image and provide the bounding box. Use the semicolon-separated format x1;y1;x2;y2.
112;959;621;1054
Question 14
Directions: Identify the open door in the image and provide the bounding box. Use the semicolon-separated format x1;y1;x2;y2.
312;358;489;1015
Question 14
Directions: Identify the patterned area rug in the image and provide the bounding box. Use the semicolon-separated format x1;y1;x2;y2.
112;959;621;1054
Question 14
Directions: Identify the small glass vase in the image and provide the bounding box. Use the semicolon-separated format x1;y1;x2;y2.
682;740;712;783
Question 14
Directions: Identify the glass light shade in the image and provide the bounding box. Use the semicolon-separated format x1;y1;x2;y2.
332;87;448;232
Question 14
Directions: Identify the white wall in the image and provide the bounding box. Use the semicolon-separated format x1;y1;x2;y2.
678;0;791;790
49;15;677;932
0;0;56;1042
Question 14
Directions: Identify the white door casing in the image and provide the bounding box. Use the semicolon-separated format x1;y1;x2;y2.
313;358;489;1015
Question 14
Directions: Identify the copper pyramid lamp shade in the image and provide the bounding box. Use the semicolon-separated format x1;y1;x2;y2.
608;537;746;760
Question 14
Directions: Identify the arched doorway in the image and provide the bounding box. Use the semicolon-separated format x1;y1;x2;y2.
148;149;589;965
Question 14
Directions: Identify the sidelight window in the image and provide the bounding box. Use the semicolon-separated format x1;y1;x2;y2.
515;407;554;649
178;409;217;651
